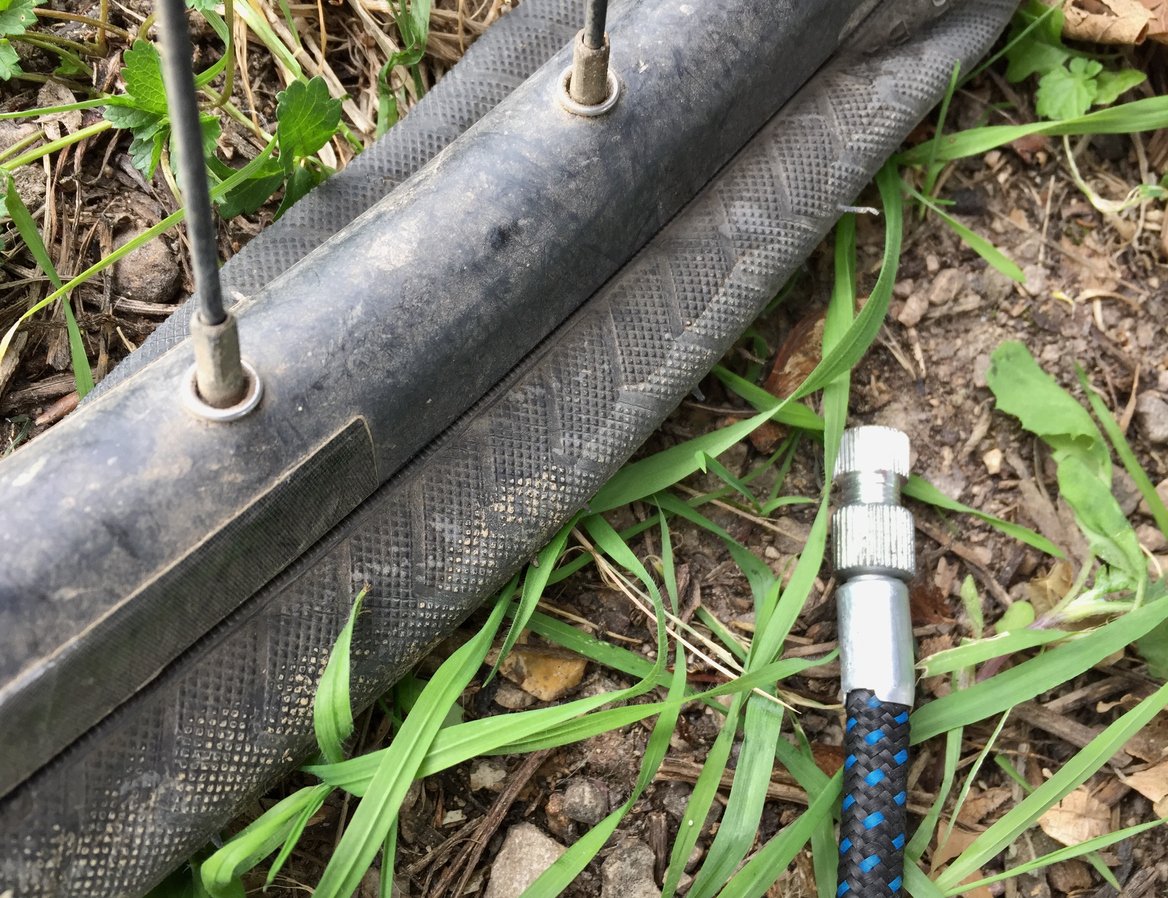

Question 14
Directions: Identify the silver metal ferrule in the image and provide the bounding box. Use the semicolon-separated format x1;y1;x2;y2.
832;425;917;705
837;575;915;705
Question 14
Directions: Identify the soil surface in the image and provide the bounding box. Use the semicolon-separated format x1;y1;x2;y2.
2;3;1168;897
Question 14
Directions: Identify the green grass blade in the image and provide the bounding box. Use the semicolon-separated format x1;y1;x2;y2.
904;474;1063;557
519;634;689;896
709;365;825;431
310;594;511;898
263;786;330;888
687;695;784;898
907;722;962;861
936;680;1168;888
717;773;841;898
912;599;1168;743
906;183;1023;282
897;96;1168;166
904;861;947;898
314;589;366;764
1;138;278;364
918;628;1068;678
379;820;397;898
200;784;332;897
4;174;93;397
489;525;573;682
1077;366;1168;538
947;818;1165;894
661;692;745;898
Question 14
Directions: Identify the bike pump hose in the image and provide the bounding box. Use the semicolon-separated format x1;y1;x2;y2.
832;426;916;897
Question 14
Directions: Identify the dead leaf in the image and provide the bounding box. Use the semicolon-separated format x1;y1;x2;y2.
810;743;845;777
1009;133;1051;165
1039;787;1110;846
1145;0;1168;41
750;310;824;452
955;786;1013;828
929;827;994;898
1121;758;1168;816
498;645;588;701
1063;0;1151;44
1027;559;1075;618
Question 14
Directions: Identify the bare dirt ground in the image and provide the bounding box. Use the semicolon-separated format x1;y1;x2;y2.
3;3;1168;897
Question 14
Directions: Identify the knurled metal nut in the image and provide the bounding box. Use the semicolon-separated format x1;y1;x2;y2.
834;425;911;481
832;503;916;580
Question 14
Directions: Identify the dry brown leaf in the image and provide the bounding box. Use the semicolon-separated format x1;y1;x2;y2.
1027;559;1076;618
1039;787;1111;846
1063;0;1151;44
1147;0;1168;43
955;786;1013;828
498;645;588;701
749;311;825;453
929;827;994;898
1121;758;1168;816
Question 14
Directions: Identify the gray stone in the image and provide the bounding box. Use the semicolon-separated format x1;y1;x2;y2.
1136;392;1168;446
562;778;609;825
112;229;180;305
470;758;507;792
928;268;964;305
600;837;659;898
484;823;565;898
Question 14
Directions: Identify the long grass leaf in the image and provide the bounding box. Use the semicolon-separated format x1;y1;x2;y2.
310;594;511;898
947;818;1166;894
4;175;93;397
717;774;841;898
904;475;1063;557
936;680;1168;888
912;599;1168;742
489;523;574;682
200;784;332;897
687;695;784;898
918;628;1068;678
314;589;366;764
897;96;1168;166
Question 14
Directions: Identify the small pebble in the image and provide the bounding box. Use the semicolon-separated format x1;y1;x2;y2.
469;759;506;792
600;838;658;898
928;268;965;306
562;778;608;825
982;447;1003;475
484;824;565;898
897;291;929;328
1137;523;1167;555
1136;392;1168;446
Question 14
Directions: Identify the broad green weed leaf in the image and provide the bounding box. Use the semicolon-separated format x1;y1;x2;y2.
275;161;324;218
1093;68;1147;106
997;600;1035;633
0;0;42;36
1036;58;1101;120
1056;453;1143;576
986;341;1108;471
276;77;342;166
122;40;169;115
0;38;20;79
1003;0;1067;82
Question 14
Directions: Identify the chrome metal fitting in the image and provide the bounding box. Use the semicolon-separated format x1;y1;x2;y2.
560;30;619;115
186;311;263;420
832;425;917;705
837;576;915;706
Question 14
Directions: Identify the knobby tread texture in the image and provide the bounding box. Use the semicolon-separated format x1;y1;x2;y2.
0;3;1014;896
837;690;912;898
